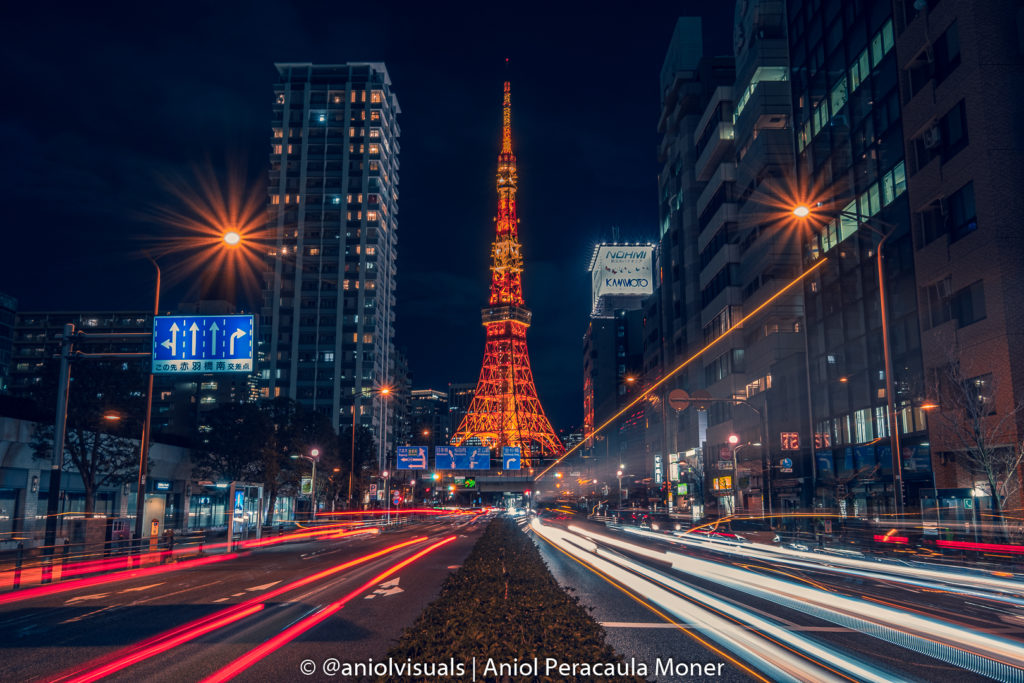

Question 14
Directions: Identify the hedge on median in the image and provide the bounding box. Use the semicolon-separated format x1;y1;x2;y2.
381;517;645;682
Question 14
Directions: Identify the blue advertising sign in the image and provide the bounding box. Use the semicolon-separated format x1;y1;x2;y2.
435;446;457;470
502;446;521;470
397;446;428;470
466;446;491;470
152;315;254;374
233;489;245;517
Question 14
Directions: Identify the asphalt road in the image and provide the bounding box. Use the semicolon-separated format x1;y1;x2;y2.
529;512;1024;683
0;514;488;682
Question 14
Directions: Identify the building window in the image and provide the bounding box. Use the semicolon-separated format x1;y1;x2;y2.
948;182;977;241
371;90;383;103
934;21;961;83
940;100;968;162
200;381;218;391
923;277;953;329
953;280;986;328
968;374;996;415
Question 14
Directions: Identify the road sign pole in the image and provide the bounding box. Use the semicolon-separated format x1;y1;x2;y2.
43;324;74;583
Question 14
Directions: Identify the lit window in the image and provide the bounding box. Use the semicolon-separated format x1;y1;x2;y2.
370;111;381;121
273;144;282;154
366;246;375;255
369;129;380;139
200;396;217;405
317;113;326;123
309;248;320;256
276;93;285;104
371;90;382;103
369;144;379;154
367;211;378;222
273;128;283;138
363;333;373;343
272;195;280;205
332;196;341;205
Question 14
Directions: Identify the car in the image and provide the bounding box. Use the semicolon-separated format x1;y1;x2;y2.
642;513;684;532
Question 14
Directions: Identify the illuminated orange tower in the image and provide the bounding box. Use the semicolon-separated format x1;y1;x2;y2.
452;81;564;466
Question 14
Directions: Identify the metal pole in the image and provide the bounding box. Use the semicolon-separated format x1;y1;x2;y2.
875;231;903;517
310;458;317;520
135;257;160;544
226;482;236;553
43;323;74;583
348;406;357;506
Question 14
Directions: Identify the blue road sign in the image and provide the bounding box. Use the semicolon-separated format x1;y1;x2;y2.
466;446;491;470
435;446;457;470
397;446;428;470
502;446;521;470
152;315;254;374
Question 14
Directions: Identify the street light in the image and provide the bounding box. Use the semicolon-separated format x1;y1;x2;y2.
134;255;161;548
616;469;623;508
222;230;241;246
793;204;903;516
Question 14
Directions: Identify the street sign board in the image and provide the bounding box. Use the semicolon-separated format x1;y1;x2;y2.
668;389;690;411
502;446;521;470
368;484;378;496
964;498;974;510
435;446;457;470
396;446;428;470
654;454;663;484
466;446;491;470
300;477;312;495
152;315;254;374
780;457;794;474
434;446;490;470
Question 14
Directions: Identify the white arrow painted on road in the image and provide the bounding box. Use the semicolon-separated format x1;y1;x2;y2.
246;581;281;592
364;577;403;598
189;322;200;355
230;328;246;355
163;322;179;356
210;321;220;350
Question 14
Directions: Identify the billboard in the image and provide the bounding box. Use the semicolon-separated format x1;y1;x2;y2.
152;314;254;374
590;245;654;314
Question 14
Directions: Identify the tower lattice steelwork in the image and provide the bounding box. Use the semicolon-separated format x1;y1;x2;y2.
451;81;564;466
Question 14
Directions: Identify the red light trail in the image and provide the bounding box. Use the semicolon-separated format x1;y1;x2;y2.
55;537;430;682
200;536;457;683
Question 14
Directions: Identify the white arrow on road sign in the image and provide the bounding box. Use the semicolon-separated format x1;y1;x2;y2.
506;458;518;468
189;322;200;355
364;577;403;599
163;322;179;356
230;328;246;355
210;321;219;349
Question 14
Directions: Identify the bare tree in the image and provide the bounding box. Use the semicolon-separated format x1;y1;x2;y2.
928;353;1024;542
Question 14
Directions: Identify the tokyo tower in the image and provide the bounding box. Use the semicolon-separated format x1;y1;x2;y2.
451;81;564;466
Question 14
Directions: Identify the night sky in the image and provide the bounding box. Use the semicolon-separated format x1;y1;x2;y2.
2;2;733;430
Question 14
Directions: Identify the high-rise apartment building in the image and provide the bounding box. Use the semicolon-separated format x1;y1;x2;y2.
261;63;400;460
649;18;734;513
894;0;1024;516
0;293;16;394
790;0;930;515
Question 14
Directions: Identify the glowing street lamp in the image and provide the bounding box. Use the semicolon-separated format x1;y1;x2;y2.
222;230;241;246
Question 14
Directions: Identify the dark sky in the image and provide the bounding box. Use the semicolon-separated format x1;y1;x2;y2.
2;2;733;430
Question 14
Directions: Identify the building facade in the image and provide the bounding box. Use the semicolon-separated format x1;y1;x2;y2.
894;0;1024;521
260;63;400;466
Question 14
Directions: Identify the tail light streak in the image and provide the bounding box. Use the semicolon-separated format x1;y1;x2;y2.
200;535;457;683
557;522;1024;678
54;537;430;682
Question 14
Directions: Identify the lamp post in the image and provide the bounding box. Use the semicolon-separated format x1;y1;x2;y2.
382;470;390;524
616;469;623;508
134;256;161;547
793;206;903;517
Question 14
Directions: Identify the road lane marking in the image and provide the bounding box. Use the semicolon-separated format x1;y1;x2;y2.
213;597;230;603
64;593;111;604
118;582;165;593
